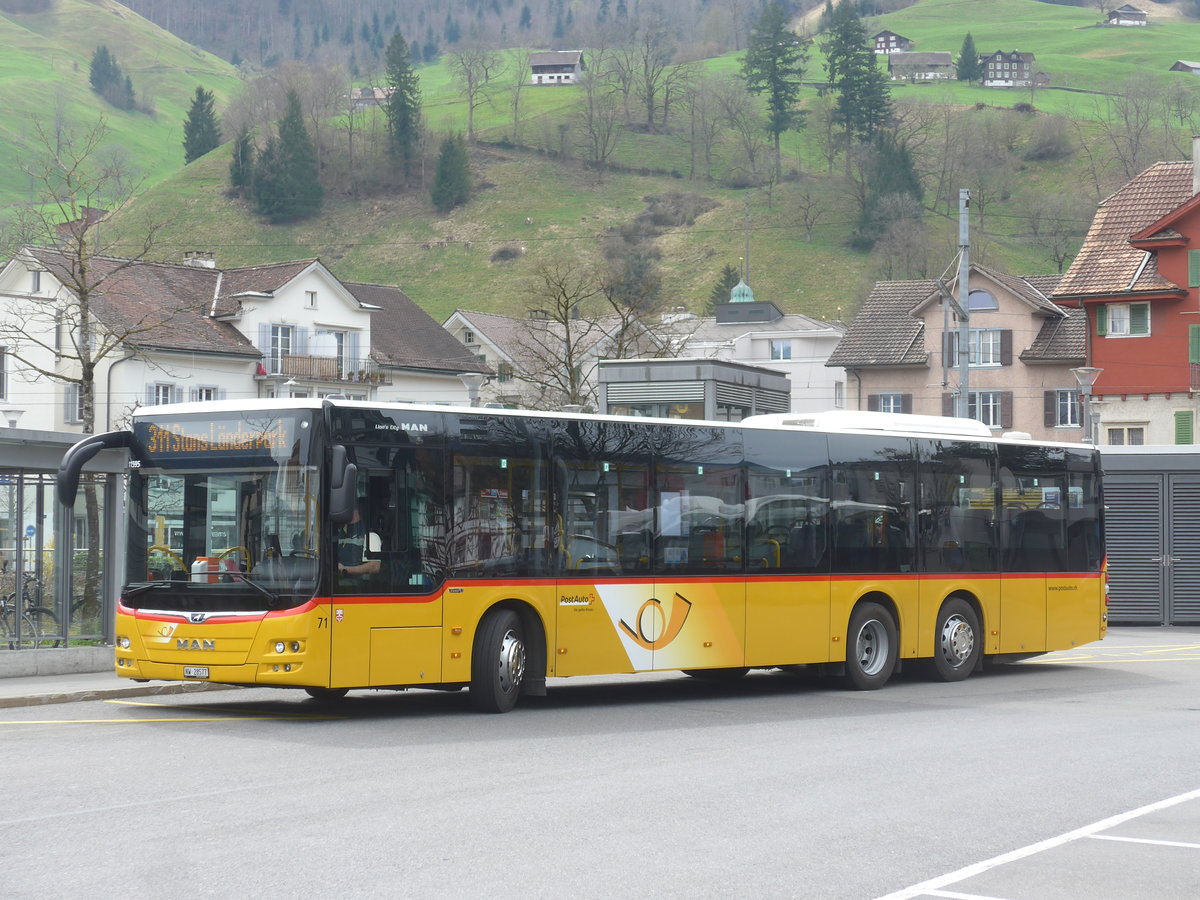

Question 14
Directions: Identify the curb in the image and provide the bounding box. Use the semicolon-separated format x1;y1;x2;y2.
0;680;240;709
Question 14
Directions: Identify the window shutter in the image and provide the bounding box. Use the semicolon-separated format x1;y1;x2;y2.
145;385;156;406
1175;410;1194;445
258;323;271;353
295;326;310;355
942;393;954;416
901;394;913;414
1129;303;1149;335
1000;392;1013;429
1000;330;1013;366
1044;391;1056;427
189;387;199;402
64;384;75;423
1189;250;1200;288
173;386;184;404
1190;325;1200;364
218;388;228;401
1095;305;1107;336
867;394;879;412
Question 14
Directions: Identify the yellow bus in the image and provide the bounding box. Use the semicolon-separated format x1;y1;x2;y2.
58;400;1106;712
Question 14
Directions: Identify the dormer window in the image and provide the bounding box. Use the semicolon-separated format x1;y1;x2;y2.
463;330;475;344
967;289;997;311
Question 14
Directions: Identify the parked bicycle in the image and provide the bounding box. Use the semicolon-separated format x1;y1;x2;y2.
0;571;62;649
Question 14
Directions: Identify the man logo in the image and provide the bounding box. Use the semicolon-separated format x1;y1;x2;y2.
177;639;215;650
618;593;692;650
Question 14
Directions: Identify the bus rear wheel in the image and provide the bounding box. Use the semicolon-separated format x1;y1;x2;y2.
844;601;897;690
931;598;981;682
471;609;526;713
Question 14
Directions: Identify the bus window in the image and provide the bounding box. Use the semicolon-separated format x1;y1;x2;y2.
828;434;916;573
1065;449;1102;572
998;445;1068;572
744;429;830;573
917;439;997;573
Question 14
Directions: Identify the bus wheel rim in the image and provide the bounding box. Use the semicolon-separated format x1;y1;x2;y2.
855;619;888;676
497;628;526;694
940;614;974;666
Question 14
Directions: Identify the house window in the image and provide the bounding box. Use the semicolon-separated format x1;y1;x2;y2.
1175;410;1194;445
191;386;220;402
463;330;475;344
497;362;514;383
65;384;84;424
270;325;293;372
1189;249;1200;288
1048;389;1080;427
968;390;1009;428
967;290;997;311
1107;425;1145;446
834;381;845;409
305;290;318;309
874;392;908;414
1097;302;1149;337
31;270;41;293
949;329;1010;366
770;339;792;361
153;383;176;405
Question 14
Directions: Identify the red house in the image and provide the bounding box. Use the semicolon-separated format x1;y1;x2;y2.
1051;141;1200;445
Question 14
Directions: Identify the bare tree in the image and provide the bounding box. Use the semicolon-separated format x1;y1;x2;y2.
0;118;188;615
711;75;765;181
577;49;624;176
1093;74;1172;181
1023;192;1093;273
505;48;533;144
685;74;724;180
792;185;827;242
450;44;502;142
619;11;680;133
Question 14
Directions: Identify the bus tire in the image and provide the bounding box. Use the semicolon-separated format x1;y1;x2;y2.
931;598;981;682
844;601;897;691
471;609;526;713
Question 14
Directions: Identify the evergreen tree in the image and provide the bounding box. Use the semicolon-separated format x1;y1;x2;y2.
385;32;423;180
88;45;135;110
182;86;222;164
431;134;471;212
706;263;741;314
854;130;923;248
519;5;532;30
742;0;809;180
956;33;982;83
253;91;323;223
822;2;891;147
229;127;254;196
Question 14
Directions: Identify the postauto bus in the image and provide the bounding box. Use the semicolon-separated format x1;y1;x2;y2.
58;400;1106;712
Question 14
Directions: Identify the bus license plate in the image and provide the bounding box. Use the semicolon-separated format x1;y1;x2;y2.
183;666;209;679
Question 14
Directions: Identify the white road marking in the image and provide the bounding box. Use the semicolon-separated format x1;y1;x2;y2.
875;787;1200;900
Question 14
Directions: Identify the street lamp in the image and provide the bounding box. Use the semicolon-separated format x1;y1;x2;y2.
457;373;490;407
1070;367;1103;443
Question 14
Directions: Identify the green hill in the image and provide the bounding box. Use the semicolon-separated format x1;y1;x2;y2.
15;0;1200;325
0;0;241;214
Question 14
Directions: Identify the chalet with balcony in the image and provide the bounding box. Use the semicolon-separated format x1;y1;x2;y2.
980;50;1037;87
0;249;490;431
1050;140;1200;445
873;31;913;54
529;50;584;85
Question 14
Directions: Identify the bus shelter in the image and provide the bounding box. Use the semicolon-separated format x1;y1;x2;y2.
0;427;125;649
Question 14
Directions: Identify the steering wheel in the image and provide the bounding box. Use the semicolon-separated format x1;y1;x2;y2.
217;545;249;562
148;545;184;569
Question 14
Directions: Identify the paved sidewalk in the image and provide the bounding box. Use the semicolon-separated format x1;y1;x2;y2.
0;669;236;708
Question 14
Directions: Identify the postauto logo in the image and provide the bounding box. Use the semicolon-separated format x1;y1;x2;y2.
618;592;692;651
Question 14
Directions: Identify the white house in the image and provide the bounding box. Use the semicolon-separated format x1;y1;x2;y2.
529;50;585;85
0;247;491;432
1107;4;1147;26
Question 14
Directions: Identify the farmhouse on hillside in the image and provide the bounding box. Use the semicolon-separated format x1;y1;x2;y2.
872;31;913;54
888;52;954;82
1106;4;1147;26
980;50;1039;88
529;50;584;85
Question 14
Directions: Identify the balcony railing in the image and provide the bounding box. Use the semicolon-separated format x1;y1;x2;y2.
257;354;391;385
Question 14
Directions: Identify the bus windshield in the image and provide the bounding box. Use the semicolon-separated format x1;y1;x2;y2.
124;410;320;611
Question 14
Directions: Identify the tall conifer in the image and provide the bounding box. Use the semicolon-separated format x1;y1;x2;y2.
385;32;423;179
183;86;222;164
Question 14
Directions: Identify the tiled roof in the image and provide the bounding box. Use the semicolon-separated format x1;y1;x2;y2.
686;312;844;343
24;247;258;357
1020;308;1087;362
530;50;582;66
344;283;490;375
1053;161;1193;298
826;279;931;368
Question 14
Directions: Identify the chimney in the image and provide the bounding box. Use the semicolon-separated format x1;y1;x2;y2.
1194;135;1200;198
183;250;216;268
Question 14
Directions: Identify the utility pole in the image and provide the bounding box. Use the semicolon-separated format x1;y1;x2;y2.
957;189;971;419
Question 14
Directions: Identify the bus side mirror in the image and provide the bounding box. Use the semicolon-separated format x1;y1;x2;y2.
57;431;132;507
329;444;357;524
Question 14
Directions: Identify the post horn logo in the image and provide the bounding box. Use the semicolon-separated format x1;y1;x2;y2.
618;592;692;650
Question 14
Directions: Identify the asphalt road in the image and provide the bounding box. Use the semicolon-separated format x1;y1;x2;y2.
2;627;1197;899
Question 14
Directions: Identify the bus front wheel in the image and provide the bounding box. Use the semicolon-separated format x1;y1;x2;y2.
844;601;897;690
471;609;526;713
931;598;981;682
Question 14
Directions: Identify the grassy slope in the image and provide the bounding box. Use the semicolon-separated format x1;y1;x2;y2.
74;0;1200;324
0;0;241;213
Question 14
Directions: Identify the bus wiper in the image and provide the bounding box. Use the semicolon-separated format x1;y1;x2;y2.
234;574;281;607
125;580;173;598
